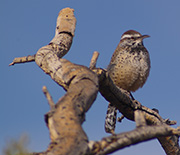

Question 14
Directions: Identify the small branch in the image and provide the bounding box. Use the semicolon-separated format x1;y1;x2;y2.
117;115;124;122
89;51;99;69
9;55;35;66
164;119;177;125
89;125;180;155
42;86;55;110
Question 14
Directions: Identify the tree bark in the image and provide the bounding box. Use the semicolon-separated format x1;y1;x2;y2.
9;7;180;155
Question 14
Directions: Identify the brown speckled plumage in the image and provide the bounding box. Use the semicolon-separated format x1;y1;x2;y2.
107;30;150;92
105;30;150;134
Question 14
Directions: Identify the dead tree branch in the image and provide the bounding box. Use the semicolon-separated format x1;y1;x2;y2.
10;8;98;155
89;51;99;69
88;125;180;155
42;86;55;110
41;67;98;155
9;7;180;155
9;55;36;66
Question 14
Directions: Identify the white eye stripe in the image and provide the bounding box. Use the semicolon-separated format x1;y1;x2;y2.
121;34;141;40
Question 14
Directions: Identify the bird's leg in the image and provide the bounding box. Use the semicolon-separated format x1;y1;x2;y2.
129;91;142;109
129;91;135;100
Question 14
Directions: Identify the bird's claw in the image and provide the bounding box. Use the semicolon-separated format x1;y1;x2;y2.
133;100;142;109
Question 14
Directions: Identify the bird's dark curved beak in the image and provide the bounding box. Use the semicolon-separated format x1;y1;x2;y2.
141;35;150;39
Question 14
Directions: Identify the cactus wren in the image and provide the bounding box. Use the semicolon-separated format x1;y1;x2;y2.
105;30;151;133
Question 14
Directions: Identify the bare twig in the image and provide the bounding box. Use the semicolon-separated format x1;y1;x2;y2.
89;51;99;69
164;119;177;125
42;86;55;110
9;55;35;66
117;115;124;122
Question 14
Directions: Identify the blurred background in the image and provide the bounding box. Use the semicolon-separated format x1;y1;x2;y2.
1;0;180;154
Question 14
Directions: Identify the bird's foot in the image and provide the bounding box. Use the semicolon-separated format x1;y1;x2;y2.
133;100;142;109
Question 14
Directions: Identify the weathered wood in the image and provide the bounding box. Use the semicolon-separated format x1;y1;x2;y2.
42;67;98;154
9;7;180;155
89;51;99;69
33;8;99;155
42;86;55;110
89;125;180;155
9;55;35;66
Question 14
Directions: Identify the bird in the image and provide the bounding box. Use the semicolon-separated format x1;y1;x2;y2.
105;30;151;133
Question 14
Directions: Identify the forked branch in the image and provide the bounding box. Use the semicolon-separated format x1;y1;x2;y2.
9;7;180;155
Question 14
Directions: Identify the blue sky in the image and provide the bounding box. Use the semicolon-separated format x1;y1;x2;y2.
1;1;180;154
